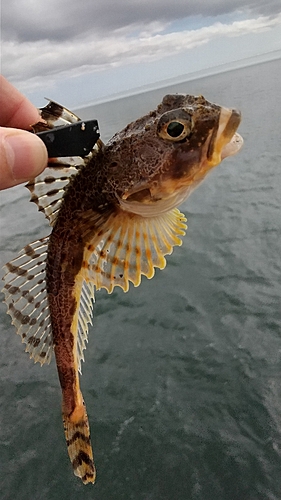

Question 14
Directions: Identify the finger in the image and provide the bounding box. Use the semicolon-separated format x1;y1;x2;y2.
0;75;41;129
0;127;48;190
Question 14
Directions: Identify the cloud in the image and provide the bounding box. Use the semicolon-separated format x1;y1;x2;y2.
2;0;281;43
2;11;281;93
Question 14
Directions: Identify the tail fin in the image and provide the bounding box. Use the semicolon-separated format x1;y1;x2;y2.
63;399;96;484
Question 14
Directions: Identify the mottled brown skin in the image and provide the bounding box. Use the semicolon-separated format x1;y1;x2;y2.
48;95;223;216
47;228;84;415
46;93;240;427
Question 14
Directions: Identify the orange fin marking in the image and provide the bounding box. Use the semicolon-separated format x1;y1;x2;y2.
79;207;187;294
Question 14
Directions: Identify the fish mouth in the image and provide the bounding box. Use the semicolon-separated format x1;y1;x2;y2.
209;107;243;165
118;105;243;218
221;131;243;160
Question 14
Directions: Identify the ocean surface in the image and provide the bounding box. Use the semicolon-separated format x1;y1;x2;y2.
0;58;281;500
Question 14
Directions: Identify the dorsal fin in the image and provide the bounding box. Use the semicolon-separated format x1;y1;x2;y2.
26;159;82;226
27;101;103;226
2;237;53;365
2;236;95;372
34;100;82;130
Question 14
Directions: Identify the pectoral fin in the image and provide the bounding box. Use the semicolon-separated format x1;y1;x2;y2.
80;207;187;293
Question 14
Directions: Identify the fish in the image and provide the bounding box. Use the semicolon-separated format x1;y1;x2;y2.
2;94;243;484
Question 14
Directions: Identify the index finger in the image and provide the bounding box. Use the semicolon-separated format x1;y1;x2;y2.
0;75;41;130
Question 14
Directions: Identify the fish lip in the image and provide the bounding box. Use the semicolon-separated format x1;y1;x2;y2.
221;108;242;144
210;108;243;162
221;131;243;159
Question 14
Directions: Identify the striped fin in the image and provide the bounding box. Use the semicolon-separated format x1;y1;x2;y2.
27;100;86;226
35;100;82;130
80;207;187;293
2;237;53;365
63;393;96;484
26;159;82;226
27;100;103;226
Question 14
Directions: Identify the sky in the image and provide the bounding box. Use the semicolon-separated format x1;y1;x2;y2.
2;0;281;108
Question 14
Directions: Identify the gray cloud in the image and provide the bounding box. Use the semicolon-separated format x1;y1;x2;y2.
2;0;280;102
3;14;280;86
2;0;281;43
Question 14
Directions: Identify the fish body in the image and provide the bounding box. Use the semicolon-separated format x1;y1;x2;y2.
2;94;243;484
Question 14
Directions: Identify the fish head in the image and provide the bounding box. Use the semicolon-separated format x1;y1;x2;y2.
106;94;243;216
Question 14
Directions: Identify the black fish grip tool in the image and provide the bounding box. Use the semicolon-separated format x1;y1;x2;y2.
36;120;100;158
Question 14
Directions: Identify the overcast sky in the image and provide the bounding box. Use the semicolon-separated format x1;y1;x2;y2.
2;0;281;108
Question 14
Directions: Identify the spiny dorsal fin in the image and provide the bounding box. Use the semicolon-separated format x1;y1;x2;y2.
80;207;187;293
2;237;53;365
27;101;103;226
34;100;82;131
26;159;82;226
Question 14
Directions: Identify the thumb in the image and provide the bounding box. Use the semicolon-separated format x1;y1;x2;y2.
0;127;48;190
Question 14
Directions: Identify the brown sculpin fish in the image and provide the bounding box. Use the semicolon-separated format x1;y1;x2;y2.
2;94;243;484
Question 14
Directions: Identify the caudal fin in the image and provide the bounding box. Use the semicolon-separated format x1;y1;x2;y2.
63;400;96;484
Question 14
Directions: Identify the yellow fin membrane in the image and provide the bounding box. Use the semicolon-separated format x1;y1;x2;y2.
81;207;187;293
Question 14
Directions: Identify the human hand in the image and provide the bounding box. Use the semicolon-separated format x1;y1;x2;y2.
0;75;48;190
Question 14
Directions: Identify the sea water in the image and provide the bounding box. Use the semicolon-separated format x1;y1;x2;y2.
0;58;280;500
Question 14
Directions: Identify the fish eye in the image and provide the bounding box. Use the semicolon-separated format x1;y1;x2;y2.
167;121;185;138
157;109;193;142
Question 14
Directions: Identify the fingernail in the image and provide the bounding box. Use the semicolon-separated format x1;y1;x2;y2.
4;131;48;180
